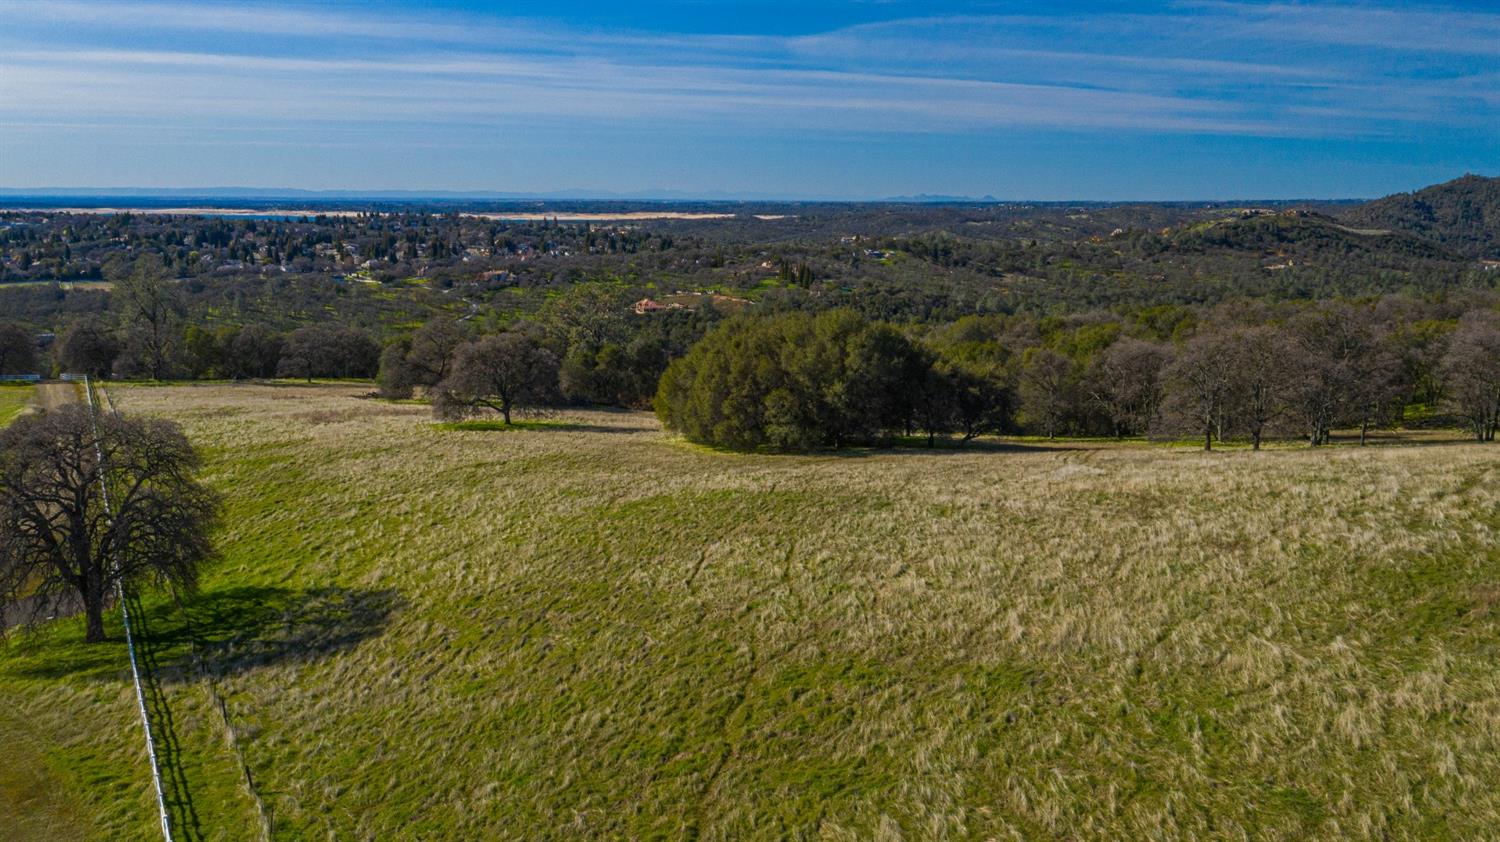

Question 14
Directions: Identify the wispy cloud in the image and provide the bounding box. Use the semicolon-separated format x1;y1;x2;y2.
0;1;1495;194
1188;1;1500;56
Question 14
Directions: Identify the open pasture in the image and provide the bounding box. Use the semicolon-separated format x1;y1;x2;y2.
2;382;1498;840
0;383;35;427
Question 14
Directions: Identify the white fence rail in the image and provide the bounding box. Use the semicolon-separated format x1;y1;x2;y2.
83;376;174;842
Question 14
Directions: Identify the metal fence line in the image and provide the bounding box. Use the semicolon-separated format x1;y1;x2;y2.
83;375;175;842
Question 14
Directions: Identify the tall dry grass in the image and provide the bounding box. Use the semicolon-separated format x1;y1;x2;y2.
3;381;1497;840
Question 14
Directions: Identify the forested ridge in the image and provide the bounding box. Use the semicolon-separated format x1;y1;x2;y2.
1342;174;1500;259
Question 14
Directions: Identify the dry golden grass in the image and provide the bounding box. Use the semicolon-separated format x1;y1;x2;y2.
3;381;1498;840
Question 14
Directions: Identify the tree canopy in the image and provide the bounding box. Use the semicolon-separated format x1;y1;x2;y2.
0;406;219;642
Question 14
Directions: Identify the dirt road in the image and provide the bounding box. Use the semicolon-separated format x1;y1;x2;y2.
31;382;81;412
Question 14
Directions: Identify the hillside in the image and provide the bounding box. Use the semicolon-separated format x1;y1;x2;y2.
1342;174;1500;259
4;383;1499;839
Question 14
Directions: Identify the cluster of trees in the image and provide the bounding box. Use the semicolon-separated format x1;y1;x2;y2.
656;303;1500;451
656;310;939;450
0;322;40;374
654;310;1019;450
44;315;380;382
0;256;384;381
377;286;724;412
927;300;1500;449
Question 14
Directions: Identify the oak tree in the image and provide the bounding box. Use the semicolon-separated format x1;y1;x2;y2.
0;407;219;643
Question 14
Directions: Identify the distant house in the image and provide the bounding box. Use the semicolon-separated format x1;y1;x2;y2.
634;298;675;315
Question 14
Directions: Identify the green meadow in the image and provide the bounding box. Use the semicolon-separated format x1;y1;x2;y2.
2;382;1498;840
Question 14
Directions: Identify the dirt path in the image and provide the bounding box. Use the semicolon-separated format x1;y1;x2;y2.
32;382;82;412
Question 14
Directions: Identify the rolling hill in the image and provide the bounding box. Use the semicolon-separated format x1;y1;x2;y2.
1342;174;1500;259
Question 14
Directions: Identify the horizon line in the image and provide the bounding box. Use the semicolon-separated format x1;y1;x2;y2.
0;185;1397;205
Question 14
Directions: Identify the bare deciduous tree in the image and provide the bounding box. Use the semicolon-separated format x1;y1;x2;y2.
1086;337;1170;437
1018;348;1074;439
433;333;561;425
277;325;380;381
1225;326;1296;451
110;255;183;380
405;317;470;386
57;318;120;378
1286;303;1393;446
1158;331;1235;451
1442;311;1500;442
0;407;219;643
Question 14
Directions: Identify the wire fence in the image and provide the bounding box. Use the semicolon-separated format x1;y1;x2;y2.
83;375;175;842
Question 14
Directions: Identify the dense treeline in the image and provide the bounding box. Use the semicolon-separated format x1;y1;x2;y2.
2;251;1497;448
654;301;1500;450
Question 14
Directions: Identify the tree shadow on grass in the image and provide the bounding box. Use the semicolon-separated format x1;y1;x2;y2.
682;437;1089;459
3;585;403;682
438;418;654;434
3;587;399;842
168;585;404;680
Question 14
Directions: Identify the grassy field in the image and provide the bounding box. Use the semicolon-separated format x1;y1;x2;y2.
2;382;1499;840
0;383;34;428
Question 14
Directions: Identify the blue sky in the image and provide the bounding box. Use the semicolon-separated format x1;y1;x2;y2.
1;1;1496;199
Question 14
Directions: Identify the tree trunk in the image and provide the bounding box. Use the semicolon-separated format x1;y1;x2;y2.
1252;428;1262;451
1360;419;1369;446
83;586;106;643
1204;428;1213;451
502;404;512;425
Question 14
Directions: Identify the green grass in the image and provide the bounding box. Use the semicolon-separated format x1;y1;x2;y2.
0;383;34;428
3;383;1499;840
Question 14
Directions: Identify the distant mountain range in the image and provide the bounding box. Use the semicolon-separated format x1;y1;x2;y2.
0;186;1380;205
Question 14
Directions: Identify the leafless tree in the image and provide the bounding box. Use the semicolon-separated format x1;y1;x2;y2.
277;325;379;381
433;333;561;425
226;324;284;380
0;407;219;643
1285;302;1393;446
1018;348;1074;439
1158;331;1235;450
379;318;473;399
109;255;183;380
1442;311;1500;442
1086;337;1170;437
1225;326;1296;451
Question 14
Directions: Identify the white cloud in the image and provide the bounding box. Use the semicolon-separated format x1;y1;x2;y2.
0;0;1494;142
